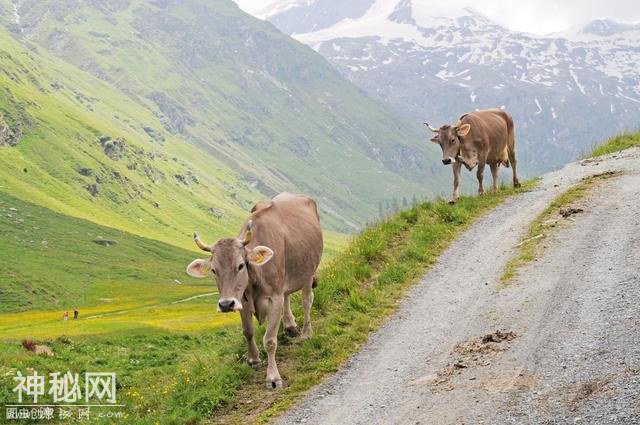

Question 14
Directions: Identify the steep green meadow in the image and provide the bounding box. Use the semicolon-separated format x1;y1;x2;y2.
0;183;534;424
0;190;345;324
0;26;254;250
0;0;449;238
0;191;209;314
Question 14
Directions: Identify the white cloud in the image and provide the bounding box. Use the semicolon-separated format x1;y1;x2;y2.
234;0;640;35
474;0;640;35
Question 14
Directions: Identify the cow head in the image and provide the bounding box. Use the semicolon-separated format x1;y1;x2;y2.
186;220;274;313
425;121;474;168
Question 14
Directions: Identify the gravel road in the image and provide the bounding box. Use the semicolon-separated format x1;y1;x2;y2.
279;147;640;425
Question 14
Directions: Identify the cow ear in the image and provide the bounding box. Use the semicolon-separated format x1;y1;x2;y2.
247;246;274;267
186;259;212;278
430;136;440;143
457;124;471;137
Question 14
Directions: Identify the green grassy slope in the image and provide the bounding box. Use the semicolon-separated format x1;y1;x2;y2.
586;130;640;158
0;183;534;424
0;190;346;317
0;26;258;251
0;0;447;236
0;191;211;314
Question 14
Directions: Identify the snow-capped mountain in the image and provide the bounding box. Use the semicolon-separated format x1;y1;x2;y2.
259;0;640;174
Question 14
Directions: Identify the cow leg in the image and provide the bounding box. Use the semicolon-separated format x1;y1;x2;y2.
490;163;499;193
449;161;462;204
240;305;261;368
508;150;521;188
476;159;486;195
264;296;284;389
301;282;314;339
283;293;298;337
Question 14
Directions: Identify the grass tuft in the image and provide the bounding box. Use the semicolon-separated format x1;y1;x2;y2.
585;130;640;158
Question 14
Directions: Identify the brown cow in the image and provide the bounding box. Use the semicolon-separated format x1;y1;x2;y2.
426;109;521;204
186;193;323;389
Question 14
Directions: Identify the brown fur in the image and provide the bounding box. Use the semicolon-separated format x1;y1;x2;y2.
457;110;517;172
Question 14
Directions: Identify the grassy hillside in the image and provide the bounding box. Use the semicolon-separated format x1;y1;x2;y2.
0;190;345;327
0;26;256;251
586;129;640;158
0;0;448;238
0;191;210;313
0;183;533;424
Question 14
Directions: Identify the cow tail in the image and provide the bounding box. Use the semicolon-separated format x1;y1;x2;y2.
312;274;318;289
506;112;516;165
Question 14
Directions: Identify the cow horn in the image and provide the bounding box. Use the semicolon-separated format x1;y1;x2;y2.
424;122;439;133
453;120;462;129
194;231;212;252
241;220;253;246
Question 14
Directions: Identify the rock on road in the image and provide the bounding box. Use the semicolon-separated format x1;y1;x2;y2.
279;148;640;425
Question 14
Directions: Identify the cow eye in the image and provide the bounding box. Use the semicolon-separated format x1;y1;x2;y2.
211;268;217;275
237;263;245;272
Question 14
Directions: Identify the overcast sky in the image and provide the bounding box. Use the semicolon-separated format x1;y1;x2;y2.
234;0;640;35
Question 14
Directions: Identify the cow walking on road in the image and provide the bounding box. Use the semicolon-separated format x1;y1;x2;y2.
426;109;521;204
186;193;323;389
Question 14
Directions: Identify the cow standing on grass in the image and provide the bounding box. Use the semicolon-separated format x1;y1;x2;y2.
186;193;323;389
426;109;521;204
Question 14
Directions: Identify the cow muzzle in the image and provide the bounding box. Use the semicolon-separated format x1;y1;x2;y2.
218;298;243;313
442;157;455;165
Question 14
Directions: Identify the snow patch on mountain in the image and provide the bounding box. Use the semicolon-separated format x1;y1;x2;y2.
295;0;431;46
252;0;317;19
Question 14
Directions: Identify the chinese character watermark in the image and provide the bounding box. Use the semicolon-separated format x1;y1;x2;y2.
85;373;116;404
49;372;82;403
12;371;45;403
11;370;117;404
6;370;124;421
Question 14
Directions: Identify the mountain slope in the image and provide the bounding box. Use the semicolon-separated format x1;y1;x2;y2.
261;0;640;175
0;191;211;313
0;26;256;250
0;0;449;238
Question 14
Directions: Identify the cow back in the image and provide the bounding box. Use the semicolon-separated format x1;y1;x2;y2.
243;193;323;295
461;109;513;163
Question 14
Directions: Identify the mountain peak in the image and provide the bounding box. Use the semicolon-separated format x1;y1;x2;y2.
580;18;640;36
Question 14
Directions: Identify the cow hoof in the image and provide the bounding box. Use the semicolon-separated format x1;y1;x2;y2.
248;359;261;369
448;199;457;205
285;326;299;338
266;379;284;390
514;182;522;188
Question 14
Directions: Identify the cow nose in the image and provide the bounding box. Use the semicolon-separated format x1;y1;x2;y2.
442;158;452;165
218;299;235;312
